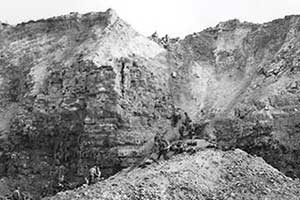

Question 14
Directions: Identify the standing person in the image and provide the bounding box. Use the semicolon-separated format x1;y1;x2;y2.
53;165;67;191
183;112;192;130
151;31;159;42
171;107;182;127
11;187;23;200
87;166;101;185
154;134;170;161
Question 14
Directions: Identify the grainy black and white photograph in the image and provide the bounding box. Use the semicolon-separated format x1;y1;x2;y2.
0;0;300;199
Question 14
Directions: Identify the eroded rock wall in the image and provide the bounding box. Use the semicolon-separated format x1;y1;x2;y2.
0;9;171;198
2;9;300;199
169;16;300;179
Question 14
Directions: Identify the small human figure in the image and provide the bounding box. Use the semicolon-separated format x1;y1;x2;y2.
163;34;169;43
151;31;158;39
55;165;67;191
87;166;101;185
154;134;170;161
183;112;192;130
11;187;23;200
171;107;182;127
151;31;159;43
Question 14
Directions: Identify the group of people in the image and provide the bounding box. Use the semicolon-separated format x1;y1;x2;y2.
7;108;210;199
171;108;195;139
150;32;170;48
152;133;210;163
46;164;102;196
149;109;214;164
0;188;32;200
3;166;101;200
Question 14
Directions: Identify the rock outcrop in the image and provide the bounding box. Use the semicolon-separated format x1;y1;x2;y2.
1;8;300;199
0;9;171;198
142;16;300;184
166;16;300;179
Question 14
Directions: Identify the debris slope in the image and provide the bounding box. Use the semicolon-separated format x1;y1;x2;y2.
46;149;300;200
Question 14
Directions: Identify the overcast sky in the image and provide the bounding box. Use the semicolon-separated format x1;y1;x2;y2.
0;0;300;37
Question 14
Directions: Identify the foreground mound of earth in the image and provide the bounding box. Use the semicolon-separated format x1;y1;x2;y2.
45;149;300;200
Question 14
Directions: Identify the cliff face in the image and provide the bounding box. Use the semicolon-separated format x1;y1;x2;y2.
168;16;300;178
0;9;171;198
1;9;300;199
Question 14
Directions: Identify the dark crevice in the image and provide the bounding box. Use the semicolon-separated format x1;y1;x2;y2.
120;62;126;97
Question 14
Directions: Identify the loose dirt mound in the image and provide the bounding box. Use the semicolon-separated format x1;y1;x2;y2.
45;149;300;200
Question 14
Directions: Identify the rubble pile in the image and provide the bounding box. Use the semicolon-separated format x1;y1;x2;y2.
45;149;300;200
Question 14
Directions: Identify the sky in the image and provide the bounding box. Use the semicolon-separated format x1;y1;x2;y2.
0;0;300;37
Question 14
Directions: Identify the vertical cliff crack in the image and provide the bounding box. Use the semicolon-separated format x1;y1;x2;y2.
120;62;125;97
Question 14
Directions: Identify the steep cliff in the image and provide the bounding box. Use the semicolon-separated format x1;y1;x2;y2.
1;9;300;199
169;16;300;179
0;9;172;198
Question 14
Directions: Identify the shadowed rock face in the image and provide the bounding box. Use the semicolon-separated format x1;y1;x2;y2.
1;8;300;199
0;9;170;198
